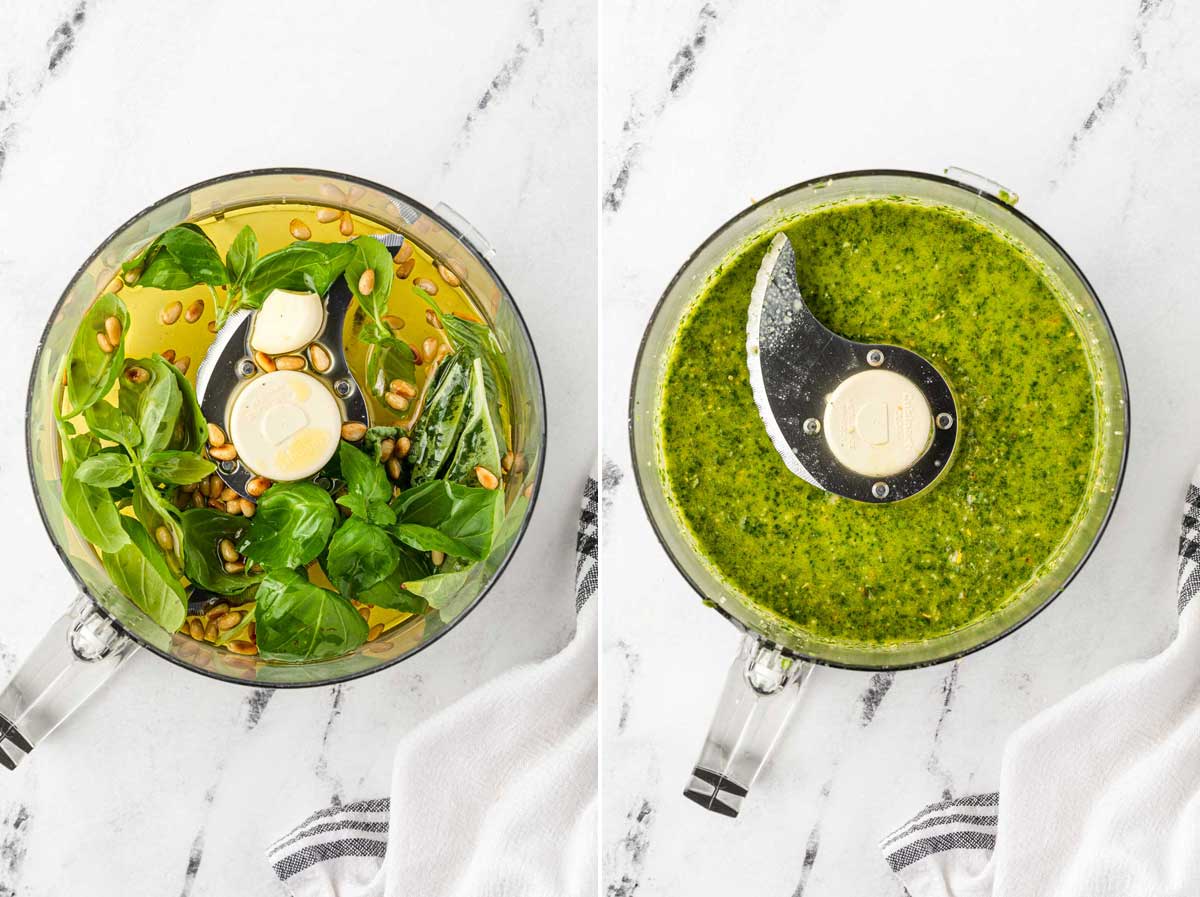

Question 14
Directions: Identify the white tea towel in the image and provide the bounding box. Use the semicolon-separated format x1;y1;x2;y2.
882;467;1200;897
269;475;598;897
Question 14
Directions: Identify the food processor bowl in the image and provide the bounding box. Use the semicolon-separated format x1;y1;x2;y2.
0;169;546;768
629;169;1128;815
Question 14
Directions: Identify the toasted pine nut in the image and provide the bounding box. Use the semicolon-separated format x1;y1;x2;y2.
188;619;205;640
425;308;442;329
316;208;340;223
385;392;409;411
208;498;227;512
161;301;182;325
394;242;414;262
254;350;276;373
206;473;224;498
181;481;199;493
96;332;114;353
191;490;205;509
358;269;375;295
154;525;174;551
206;603;230;618
216;611;242;631
367;623;384;642
223;561;245;574
161;348;176;363
422;337;438;361
341;421;367;442
436;344;452;363
383;314;405;330
358;606;371;622
207;423;226;447
246;476;271;497
218;539;239;563
475;466;500;490
104;315;122;346
210;443;238;461
124;267;141;286
125;365;149;384
208;320;218;334
184;299;204;323
386;457;402;480
228;640;258;655
396;436;411;458
431;550;445;566
204;620;218;641
275;354;305;371
436;262;461;287
411;344;423;364
173;356;191;375
172;490;190;510
378;438;395;462
502;451;515;473
413;277;438;296
219;487;238;503
309;343;331;372
108;276;124;294
390;379;417;398
338;210;354;236
239;499;256;518
394;258;415;279
289;218;311;240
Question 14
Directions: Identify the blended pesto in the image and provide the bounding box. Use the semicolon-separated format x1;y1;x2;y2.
659;199;1097;645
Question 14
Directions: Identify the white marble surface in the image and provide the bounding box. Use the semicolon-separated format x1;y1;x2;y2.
0;1;595;895
601;1;1197;895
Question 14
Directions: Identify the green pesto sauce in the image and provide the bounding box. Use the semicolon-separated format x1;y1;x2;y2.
659;199;1097;645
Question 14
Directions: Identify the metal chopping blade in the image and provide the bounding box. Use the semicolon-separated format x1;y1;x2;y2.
746;233;959;503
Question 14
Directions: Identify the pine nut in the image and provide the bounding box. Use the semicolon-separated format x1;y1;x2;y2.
367;623;384;642
358;269;375;295
154;525;174;551
210;443;238;461
275;354;305;371
316;208;340;223
475;466;499;490
204;620;218;641
431;550;445;566
108;276;124;294
124;267;142;286
184;299;204;323
386;457;402;480
436;262;461;287
396;436;411;458
219;486;238;503
228;640;258;655
246;476;271;497
502;451;514;473
216;611;242;630
206;603;230;618
191;491;205;509
436;344;452;363
394;242;414;262
208;498;227;512
254;350;276;372
309;343;331;372
378;438;395;462
208;320;218;334
181;481;199;493
383;315;405;330
422;337;438;361
188;619;205;640
125;365;149;384
207;423;226;447
173;356;191;375
172;490;190;510
338;210;354;236
358;606;371;623
104;315;122;346
413;277;438;296
341;421;367;441
206;474;224;498
239;498;256;517
425;309;442;329
411;344;423;364
162;348;177;363
161;301;182;325
223;561;245;575
288;218;311;240
218;539;239;563
385;392;409;411
395;258;415;279
96;332;114;353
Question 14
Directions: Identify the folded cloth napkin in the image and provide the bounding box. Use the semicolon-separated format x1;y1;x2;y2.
881;468;1200;897
268;475;598;897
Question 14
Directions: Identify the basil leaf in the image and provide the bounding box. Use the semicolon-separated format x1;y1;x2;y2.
65;293;129;417
335;441;395;525
363;426;401;463
357;543;431;613
421;293;509;413
179;509;263;595
243;242;355;307
75;453;133;487
365;337;417;401
444;356;504;486
119;356;182;458
139;225;228;289
345;236;393;319
83;401;141;450
254;568;367;662
167;362;207;453
225;225;258;286
391;479;503;561
62;449;129;553
237;482;336;568
401;560;478;611
407;353;472;484
131;474;183;561
101;516;186;631
325;517;398;598
144;451;216;485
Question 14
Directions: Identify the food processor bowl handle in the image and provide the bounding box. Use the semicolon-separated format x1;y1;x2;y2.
684;632;812;817
0;594;138;769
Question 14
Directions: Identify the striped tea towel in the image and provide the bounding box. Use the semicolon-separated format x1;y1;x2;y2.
882;467;1200;896
268;474;598;897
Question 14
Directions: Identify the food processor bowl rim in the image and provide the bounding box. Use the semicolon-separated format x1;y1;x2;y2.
627;167;1131;673
27;166;548;688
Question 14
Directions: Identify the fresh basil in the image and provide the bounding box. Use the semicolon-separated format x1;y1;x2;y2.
61;440;129;553
131;474;183;561
356;543;432;613
365;337;417;401
137;225;229;289
444;356;504;486
144;450;216;485
119;356;182;458
101;516;186;631
345;236;393;319
391;479;503;561
64;293;129;418
406;353;471;484
75;453;133;488
179;509;263;595
238;482;337;569
83;401;141;450
242;241;355;308
325;517;398;599
254;568;367;662
335;441;395;525
420;291;510;411
225;225;258;286
363;426;401;463
167;362;207;453
401;561;478;611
